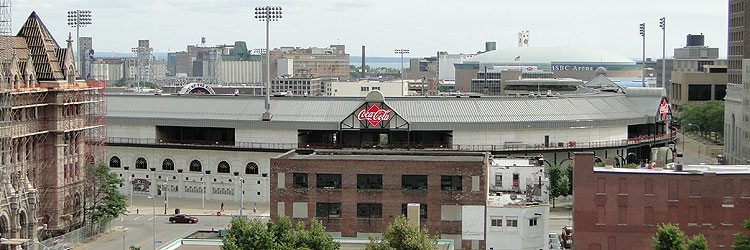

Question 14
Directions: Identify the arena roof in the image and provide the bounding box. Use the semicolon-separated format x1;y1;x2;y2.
465;46;636;65
107;91;665;130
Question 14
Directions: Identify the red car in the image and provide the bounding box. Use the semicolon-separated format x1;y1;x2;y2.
561;226;573;249
169;214;199;223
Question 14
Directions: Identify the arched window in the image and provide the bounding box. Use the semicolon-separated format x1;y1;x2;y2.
190;160;202;172
109;156;121;168
135;157;147;169
245;162;259;175
217;161;230;173
162;158;174;171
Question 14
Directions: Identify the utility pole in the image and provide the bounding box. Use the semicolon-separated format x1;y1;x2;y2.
394;49;409;96
639;23;646;87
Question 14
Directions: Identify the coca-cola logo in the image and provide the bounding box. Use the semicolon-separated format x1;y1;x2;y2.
659;99;669;119
357;103;392;127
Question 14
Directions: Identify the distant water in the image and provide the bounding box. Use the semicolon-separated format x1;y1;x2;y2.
350;56;413;69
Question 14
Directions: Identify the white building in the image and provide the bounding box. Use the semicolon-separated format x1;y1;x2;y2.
484;158;550;250
438;52;474;81
220;60;262;84
327;81;408;97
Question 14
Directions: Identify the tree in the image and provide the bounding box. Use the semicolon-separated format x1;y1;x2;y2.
687;234;709;250
678;101;724;140
564;164;574;195
222;216;340;250
129;247;141;250
733;219;750;250
366;215;438;250
653;223;687;250
85;163;127;231
546;164;569;208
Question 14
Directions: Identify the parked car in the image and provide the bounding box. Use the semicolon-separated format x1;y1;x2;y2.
169;214;199;223
561;226;573;249
549;233;563;250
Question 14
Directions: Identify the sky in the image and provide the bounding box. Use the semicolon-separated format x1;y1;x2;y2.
12;0;728;59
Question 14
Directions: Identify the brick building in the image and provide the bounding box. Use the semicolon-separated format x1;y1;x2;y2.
270;149;489;249
573;152;750;250
0;11;106;240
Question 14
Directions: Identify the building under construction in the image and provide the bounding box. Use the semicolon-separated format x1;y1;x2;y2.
0;11;106;243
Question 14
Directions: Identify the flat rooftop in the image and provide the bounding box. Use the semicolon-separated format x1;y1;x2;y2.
277;149;485;162
594;164;750;175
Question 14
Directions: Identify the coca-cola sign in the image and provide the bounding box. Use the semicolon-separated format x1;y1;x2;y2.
357;103;392;127
659;99;669;119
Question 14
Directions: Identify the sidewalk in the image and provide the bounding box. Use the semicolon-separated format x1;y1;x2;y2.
127;196;269;217
75;226;129;250
677;132;722;164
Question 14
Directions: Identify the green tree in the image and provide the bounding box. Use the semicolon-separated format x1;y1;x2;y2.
546;164;569;208
129;247;141;250
653;223;687;250
564;164;574;195
366;215;438;250
678;101;724;140
222;216;340;250
733;219;750;250
85;163;127;230
687;234;709;250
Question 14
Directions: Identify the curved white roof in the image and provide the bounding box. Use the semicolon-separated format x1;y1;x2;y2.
467;46;636;65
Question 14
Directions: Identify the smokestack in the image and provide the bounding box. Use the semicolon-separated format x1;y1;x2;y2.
361;45;366;78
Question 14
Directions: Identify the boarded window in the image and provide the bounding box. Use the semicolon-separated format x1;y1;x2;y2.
402;204;428;219
668;179;679;200
645;178;654;194
724;179;734;197
357;203;382;219
618;206;627;225
597;205;605;225
618;178;627;194
597;177;606;193
669;206;679;223
644;206;654;225
742;179;750;197
690;180;700;197
689;206;697;224
723;207;733;225
703;206;712;225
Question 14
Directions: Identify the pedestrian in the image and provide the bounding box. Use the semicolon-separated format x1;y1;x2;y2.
253;203;257;214
221;202;224;212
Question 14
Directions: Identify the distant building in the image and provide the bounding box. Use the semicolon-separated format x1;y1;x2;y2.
407;56;438;80
655;34;726;98
438;52;474;81
725;0;750;165
573;152;750;250
469;66;582;96
269;45;349;80
78;36;93;78
271;78;324;96
327;81;408;97
670;65;727;107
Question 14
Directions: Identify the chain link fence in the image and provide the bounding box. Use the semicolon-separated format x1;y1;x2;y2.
36;222;110;250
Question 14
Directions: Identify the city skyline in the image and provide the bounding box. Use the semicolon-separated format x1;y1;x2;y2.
12;0;726;58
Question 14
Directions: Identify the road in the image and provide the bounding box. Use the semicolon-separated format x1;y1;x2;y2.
80;214;235;250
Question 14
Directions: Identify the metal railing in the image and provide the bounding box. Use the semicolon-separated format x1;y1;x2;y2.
109;132;675;152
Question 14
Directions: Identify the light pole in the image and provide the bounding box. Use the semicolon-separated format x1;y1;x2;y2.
639;23;646;87
164;177;168;214
255;6;283;121
659;17;666;89
394;49;410;96
234;172;244;216
201;173;205;211
67;10;92;76
124;166;132;206
147;195;156;250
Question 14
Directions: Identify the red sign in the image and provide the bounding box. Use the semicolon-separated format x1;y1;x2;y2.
131;178;151;185
357;104;392;127
659;99;670;119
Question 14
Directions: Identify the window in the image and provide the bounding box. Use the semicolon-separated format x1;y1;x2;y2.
245;162;259;175
402;175;428;190
494;174;502;186
293;173;308;188
512;173;520;188
690;180;700;197
357;174;382;189
135;157;147;169
618;206;627;225
644;206;654;226
724;179;734;197
441;175;462;191
401;204;428;219
597;177;606;194
689;206;698;225
597;205;605;225
217;161;230;173
669;206;679;222
491;217;503;227
109;156;121;168
357;203;382;219
668;179;679;201
506;217;518;228
618;178;627;195
360;86;369;91
162;158;174;171
704;206;713;225
316;174;342;189
190;160;202;172
645;178;653;195
742;179;750;197
723;207;733;225
688;85;712;101
529;218;538;226
316;202;341;218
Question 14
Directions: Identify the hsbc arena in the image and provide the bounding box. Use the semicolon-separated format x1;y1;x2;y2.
106;88;674;203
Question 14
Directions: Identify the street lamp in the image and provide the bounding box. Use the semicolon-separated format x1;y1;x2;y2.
659;17;666;88
67;10;92;76
203;170;211;211
394;49;410;96
234;172;244;216
147;195;156;250
124;166;132;206
639;23;646;87
255;6;283;121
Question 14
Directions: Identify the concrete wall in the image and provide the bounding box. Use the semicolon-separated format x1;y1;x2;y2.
485;205;549;250
452;126;627;146
107;145;280;203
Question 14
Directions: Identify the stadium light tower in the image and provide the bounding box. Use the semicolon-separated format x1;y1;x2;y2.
659;17;666;88
255;6;282;121
394;49;409;96
67;10;92;75
639;23;646;87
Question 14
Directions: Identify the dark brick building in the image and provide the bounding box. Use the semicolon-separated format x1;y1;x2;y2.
270;149;489;249
573;152;750;250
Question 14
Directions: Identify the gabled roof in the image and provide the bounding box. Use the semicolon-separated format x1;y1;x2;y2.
14;11;66;80
585;74;622;91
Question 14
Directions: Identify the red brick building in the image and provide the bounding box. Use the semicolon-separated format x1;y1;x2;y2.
573;152;750;250
270;149;489;249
